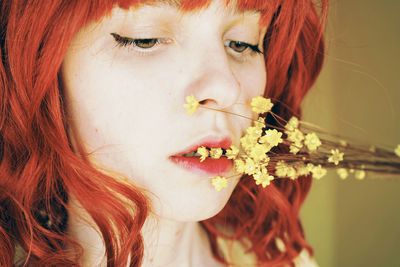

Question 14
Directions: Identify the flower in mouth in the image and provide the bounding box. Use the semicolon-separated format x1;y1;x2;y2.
225;145;239;160
183;95;199;115
185;146;233;161
196;146;209;162
183;94;400;191
210;148;223;159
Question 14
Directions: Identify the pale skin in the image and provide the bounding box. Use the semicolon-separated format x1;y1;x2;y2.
61;0;267;265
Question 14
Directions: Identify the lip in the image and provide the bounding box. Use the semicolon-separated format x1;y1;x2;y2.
169;136;233;176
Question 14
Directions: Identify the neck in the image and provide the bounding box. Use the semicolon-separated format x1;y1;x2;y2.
141;214;208;266
67;197;222;266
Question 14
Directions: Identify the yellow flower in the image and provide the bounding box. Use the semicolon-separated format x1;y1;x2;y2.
304;133;322;151
234;158;246;174
211;176;228;191
254;117;266;129
289;144;300;154
287;166;298;180
339;140;347;147
183;95;199;115
251;96;273;114
295;162;311;176
311;164;327;179
259;129;283;147
287;129;304;146
197;146;209;162
240;134;257;152
328;149;344;165
355;166;366;180
275;160;289;177
244;157;259;175
355;170;366;180
210;148;223;159
337;168;348;179
253;167;274;188
306;163;315;172
395;144;400;157
249;143;270;162
225;145;239;160
285;116;299;132
246;126;263;140
287;129;305;155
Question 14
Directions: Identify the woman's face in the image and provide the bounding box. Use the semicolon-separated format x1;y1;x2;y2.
61;0;266;221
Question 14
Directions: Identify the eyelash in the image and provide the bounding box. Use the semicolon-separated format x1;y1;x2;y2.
223;40;263;55
111;33;170;55
111;33;263;58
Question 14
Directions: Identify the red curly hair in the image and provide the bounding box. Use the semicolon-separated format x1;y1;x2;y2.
0;0;327;266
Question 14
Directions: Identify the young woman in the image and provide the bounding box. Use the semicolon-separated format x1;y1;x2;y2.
0;0;327;266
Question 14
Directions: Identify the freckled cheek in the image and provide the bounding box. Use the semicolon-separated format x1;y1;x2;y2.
256;59;268;94
240;69;267;98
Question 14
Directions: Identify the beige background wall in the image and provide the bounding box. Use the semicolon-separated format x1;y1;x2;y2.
301;1;400;266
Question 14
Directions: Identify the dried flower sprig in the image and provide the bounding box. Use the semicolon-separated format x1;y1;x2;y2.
183;95;199;115
184;95;400;191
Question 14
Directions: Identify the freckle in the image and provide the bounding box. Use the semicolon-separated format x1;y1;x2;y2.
175;230;181;236
95;129;98;132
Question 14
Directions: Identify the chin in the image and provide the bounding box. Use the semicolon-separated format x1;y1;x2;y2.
150;179;238;222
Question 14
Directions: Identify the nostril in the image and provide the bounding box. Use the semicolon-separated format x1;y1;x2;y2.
198;99;217;106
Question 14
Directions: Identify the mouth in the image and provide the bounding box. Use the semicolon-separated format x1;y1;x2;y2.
169;136;233;176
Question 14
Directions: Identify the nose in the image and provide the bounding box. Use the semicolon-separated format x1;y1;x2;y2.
184;45;241;110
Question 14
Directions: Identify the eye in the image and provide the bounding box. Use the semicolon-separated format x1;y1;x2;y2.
224;40;263;54
111;33;170;51
229;41;248;52
132;38;158;49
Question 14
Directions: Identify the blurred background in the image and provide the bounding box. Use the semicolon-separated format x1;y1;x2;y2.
301;0;400;266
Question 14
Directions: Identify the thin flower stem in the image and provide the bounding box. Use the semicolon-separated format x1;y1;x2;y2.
199;106;255;121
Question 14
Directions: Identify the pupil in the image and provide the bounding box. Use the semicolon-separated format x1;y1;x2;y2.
135;39;157;48
230;41;247;52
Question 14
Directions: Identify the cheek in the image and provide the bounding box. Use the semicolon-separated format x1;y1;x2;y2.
62;46;174;124
253;59;267;96
236;60;267;99
61;47;182;177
